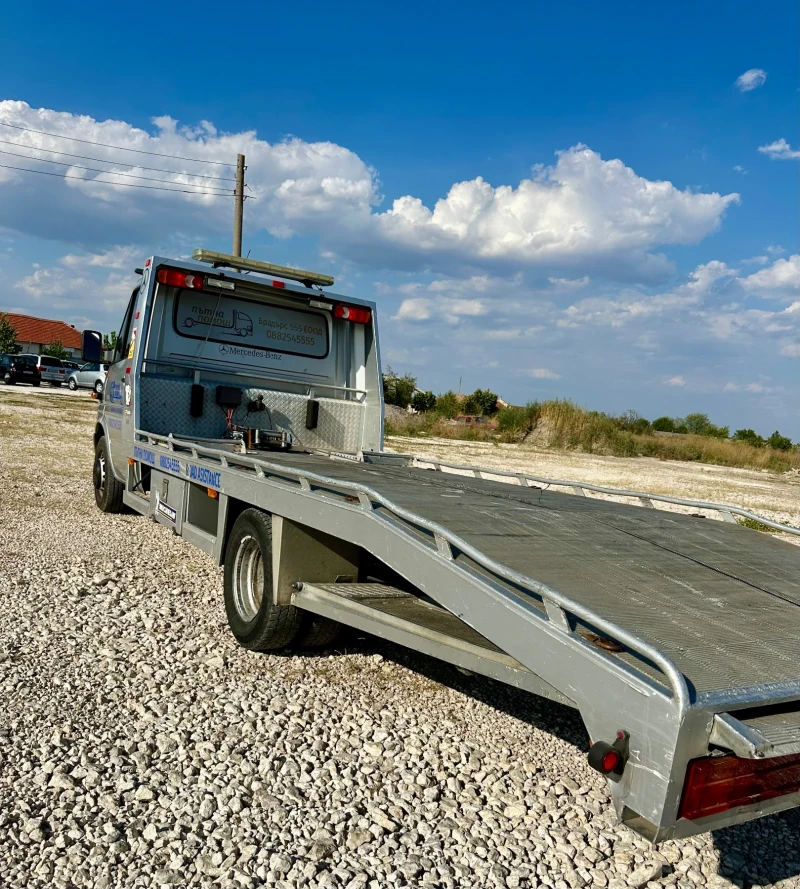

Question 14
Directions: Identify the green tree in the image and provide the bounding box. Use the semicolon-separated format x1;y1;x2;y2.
683;412;711;435
0;313;20;354
703;423;730;439
433;390;460;419
103;330;118;353
411;390;436;412
652;416;676;433
462;388;499;416
617;409;651;435
382;367;417;408
42;339;70;360
733;428;765;447
767;431;793;451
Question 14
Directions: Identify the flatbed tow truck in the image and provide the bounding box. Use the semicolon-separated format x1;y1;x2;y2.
83;249;800;844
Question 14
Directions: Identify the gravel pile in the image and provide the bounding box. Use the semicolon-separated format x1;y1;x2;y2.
1;393;799;888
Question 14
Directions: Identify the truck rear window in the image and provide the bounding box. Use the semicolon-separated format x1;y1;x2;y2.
173;290;329;359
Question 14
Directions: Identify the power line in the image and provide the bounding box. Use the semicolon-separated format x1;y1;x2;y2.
0;121;234;166
0;146;237;188
0;161;236;196
0;136;237;181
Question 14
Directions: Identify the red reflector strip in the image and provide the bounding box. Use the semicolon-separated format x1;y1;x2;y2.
680;753;800;821
157;268;204;290
334;304;371;324
271;280;285;288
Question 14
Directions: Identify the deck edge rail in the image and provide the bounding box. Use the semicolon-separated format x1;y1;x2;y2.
399;454;800;537
138;429;691;713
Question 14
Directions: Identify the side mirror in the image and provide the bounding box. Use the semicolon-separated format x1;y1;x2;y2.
82;330;103;363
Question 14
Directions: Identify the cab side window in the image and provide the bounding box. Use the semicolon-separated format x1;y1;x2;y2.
113;286;140;363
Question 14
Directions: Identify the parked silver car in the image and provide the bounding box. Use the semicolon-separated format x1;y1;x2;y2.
19;353;69;386
67;362;109;394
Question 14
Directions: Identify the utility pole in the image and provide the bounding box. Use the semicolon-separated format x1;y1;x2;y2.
233;153;246;257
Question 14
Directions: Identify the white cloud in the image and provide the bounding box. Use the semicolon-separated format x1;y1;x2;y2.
780;342;800;357
547;276;590;291
526;368;560;379
740;254;800;300
393;298;432;321
392;295;486;324
665;376;686;387
733;165;746;174
0;102;740;285
14;263;134;321
723;381;771;393
766;245;786;256
61;245;141;269
558;260;737;328
367;145;738;280
758;139;800;160
735;68;767;91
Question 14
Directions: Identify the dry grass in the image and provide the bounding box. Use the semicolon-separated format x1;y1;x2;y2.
387;399;800;473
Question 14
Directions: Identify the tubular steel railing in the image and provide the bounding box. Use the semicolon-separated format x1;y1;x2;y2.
139;430;691;711
404;455;800;537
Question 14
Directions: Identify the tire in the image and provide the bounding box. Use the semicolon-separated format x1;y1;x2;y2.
94;380;104;395
93;436;124;514
32;381;40;387
52;381;62;388
291;613;343;650
68;378;77;391
224;509;303;651
4;375;14;385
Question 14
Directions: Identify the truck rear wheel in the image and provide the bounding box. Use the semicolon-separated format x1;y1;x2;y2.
224;509;302;651
94;437;124;513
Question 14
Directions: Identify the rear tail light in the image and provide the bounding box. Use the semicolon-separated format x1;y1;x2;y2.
680;753;800;821
157;268;204;290
334;304;371;324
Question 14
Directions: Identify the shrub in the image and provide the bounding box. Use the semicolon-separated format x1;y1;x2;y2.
462;388;499;416
382;367;416;408
411;390;436;412
767;431;794;452
652;416;676;433
432;390;460;419
734;428;765;447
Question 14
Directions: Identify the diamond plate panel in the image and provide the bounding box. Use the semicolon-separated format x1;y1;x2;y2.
139;376;364;453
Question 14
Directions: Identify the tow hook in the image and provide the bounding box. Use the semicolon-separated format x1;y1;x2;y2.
588;730;630;782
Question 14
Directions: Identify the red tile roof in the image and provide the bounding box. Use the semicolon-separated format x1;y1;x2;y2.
1;312;82;349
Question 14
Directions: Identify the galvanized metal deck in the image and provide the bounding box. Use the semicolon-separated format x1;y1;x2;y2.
275;452;800;699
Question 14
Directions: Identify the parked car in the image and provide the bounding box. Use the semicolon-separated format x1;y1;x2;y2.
454;414;498;429
18;353;69;387
67;362;109;394
62;360;81;372
0;353;41;386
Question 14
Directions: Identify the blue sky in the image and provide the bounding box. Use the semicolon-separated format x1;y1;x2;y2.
0;0;797;436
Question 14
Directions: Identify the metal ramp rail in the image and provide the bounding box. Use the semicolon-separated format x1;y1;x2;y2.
375;452;800;537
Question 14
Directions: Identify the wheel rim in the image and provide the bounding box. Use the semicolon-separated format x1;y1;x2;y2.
95;381;103;393
232;534;264;621
93;451;106;495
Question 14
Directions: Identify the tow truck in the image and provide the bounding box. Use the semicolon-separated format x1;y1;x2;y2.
83;248;800;843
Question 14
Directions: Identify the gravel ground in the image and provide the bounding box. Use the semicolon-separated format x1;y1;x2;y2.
2;389;800;889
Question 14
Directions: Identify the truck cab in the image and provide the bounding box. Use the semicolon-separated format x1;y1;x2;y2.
92;251;383;507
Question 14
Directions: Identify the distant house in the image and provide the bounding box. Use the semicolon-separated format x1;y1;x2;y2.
2;312;82;358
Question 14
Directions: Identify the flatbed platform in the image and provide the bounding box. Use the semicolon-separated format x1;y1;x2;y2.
272;451;800;699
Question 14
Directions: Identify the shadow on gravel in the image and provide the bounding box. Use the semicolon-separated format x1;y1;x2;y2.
304;629;590;753
712;809;800;887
